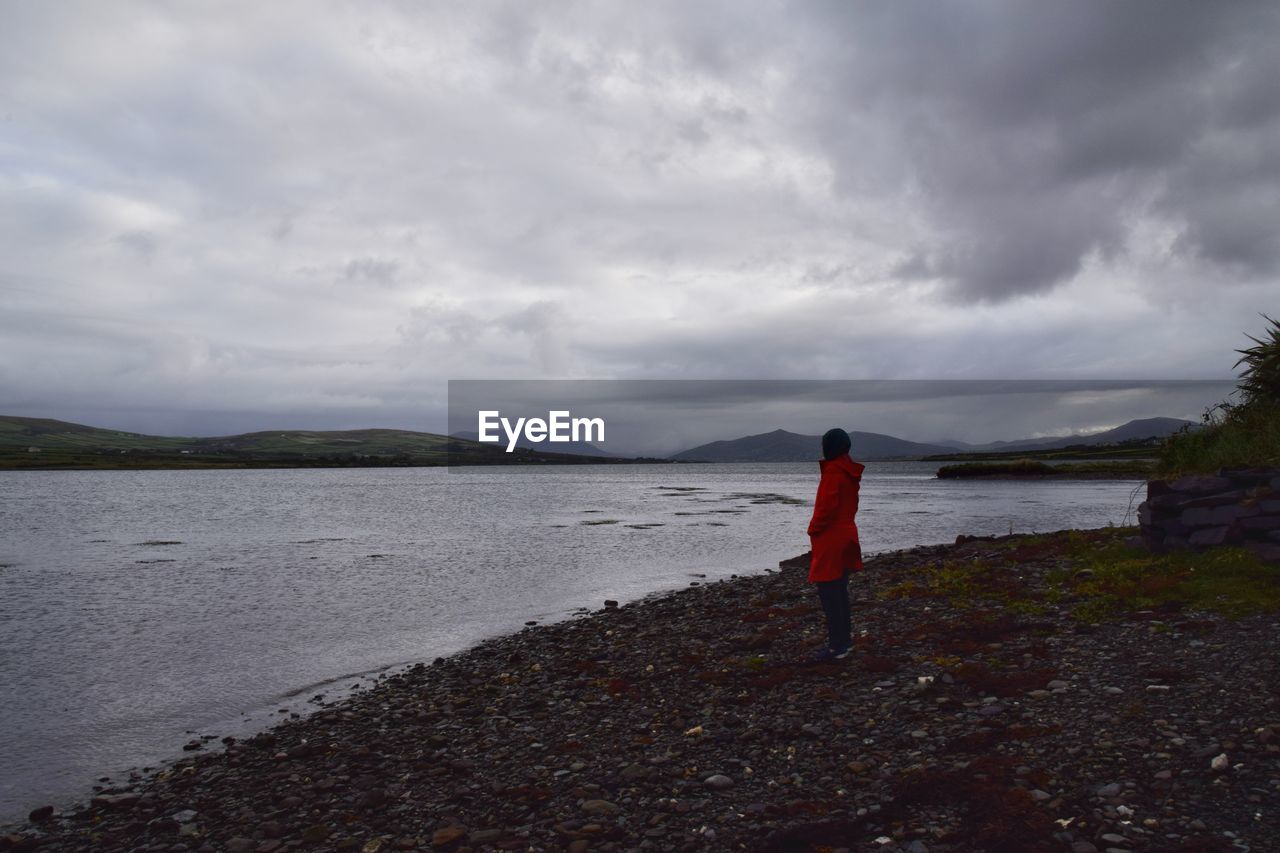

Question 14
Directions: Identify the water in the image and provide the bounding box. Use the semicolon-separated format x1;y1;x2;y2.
0;461;1143;819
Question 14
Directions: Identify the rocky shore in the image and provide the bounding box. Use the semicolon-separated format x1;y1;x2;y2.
5;528;1278;852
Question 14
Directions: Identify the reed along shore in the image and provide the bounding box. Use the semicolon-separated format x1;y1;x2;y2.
6;527;1279;852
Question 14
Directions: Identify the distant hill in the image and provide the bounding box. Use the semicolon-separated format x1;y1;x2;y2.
930;439;976;450
669;428;956;462
0;416;638;469
0;416;193;452
668;417;1199;463
960;417;1197;453
3;414;1198;469
0;416;456;455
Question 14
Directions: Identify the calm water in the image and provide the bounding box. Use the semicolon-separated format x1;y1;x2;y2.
0;462;1143;820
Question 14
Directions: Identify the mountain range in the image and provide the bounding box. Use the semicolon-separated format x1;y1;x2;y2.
0;416;626;467
668;417;1196;462
1;414;1197;466
932;417;1197;454
669;429;955;462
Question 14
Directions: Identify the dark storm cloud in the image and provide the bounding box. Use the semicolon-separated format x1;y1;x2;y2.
793;1;1280;301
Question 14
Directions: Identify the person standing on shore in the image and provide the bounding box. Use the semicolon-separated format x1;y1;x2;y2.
807;428;865;661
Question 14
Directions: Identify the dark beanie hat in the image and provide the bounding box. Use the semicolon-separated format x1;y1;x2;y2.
821;428;851;460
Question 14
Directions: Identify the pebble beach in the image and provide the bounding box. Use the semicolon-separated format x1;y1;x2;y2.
5;527;1278;852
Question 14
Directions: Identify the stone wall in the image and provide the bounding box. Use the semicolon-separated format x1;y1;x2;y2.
1138;467;1280;562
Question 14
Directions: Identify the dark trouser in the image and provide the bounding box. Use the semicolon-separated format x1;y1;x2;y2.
815;571;851;652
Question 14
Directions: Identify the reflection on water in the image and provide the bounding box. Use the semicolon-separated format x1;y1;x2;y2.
0;462;1142;819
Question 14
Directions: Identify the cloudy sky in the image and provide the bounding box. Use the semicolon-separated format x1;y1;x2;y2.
2;1;1277;441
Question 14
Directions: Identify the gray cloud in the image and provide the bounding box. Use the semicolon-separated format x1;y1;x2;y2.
113;230;158;260
343;257;400;286
794;1;1280;301
0;1;1277;437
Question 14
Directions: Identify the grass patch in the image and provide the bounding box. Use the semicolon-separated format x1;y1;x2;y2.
1005;599;1049;616
874;525;1275;640
881;558;1032;609
1065;540;1280;620
1157;400;1280;476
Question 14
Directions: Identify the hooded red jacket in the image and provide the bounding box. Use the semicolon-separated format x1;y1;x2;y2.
806;453;865;582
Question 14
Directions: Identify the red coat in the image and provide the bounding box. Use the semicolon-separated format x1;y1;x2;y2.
807;453;865;582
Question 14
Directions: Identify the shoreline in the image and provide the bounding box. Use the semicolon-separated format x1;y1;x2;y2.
5;527;1278;851
933;472;1150;481
0;457;680;472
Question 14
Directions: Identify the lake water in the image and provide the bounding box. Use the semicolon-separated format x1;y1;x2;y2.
0;462;1144;820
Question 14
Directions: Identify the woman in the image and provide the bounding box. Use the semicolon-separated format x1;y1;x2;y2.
806;428;865;661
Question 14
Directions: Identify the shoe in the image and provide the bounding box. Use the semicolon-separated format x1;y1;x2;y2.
812;646;850;662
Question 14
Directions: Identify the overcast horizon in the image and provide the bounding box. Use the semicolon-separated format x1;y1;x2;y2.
445;378;1237;456
3;2;1279;440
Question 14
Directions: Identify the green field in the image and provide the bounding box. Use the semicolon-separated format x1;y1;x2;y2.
0;416;645;469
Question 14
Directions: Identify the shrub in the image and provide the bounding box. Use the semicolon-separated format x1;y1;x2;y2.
1159;315;1280;474
1235;313;1280;406
1158;399;1280;474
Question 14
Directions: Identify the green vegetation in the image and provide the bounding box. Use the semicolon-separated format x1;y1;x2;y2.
879;555;1032;610
936;459;1152;478
1062;539;1280;621
1158;315;1280;475
1234;313;1280;405
912;559;1003;604
1157;400;1280;475
880;527;1278;623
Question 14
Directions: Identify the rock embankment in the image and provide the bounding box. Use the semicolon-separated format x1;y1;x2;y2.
1139;467;1280;562
4;528;1278;852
